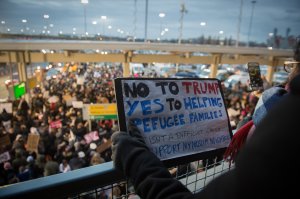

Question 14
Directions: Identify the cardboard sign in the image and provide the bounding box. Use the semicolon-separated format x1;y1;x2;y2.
0;151;11;164
50;120;62;129
114;78;232;161
27;77;37;89
77;75;85;85
63;95;73;106
0;103;13;113
84;131;100;144
72;101;83;108
26;134;40;152
2;120;11;132
0;134;11;148
96;139;112;154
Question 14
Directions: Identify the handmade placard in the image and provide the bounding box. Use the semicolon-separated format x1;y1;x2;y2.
114;78;232;163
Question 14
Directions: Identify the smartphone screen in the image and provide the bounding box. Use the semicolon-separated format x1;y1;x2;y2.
247;62;264;91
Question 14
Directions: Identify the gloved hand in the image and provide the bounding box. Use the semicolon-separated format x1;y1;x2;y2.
111;120;149;173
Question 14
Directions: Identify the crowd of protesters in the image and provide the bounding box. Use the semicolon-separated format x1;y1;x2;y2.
0;62;262;198
0;63;123;190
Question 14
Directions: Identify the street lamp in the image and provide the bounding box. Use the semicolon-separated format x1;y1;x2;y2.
22;19;27;34
43;14;50;35
158;12;165;40
200;21;206;42
219;30;224;45
92;20;97;36
101;15;107;36
236;0;244;47
1;20;5;33
247;0;257;47
81;0;88;35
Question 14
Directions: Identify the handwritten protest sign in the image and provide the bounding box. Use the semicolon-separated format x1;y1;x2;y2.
26;134;40;153
0;103;12;113
50;120;62;129
63;95;73;106
0;151;11;164
72;101;83;108
0;134;11;148
114;78;232;161
96;139;112;154
84;131;100;144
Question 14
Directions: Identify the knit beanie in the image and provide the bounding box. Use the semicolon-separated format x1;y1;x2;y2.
252;86;287;126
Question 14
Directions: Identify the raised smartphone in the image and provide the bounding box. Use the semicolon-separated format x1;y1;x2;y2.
247;62;264;91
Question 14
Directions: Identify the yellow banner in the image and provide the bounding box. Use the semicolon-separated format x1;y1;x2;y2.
89;103;117;116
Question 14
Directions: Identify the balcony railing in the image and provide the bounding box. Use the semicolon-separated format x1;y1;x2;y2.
0;154;232;199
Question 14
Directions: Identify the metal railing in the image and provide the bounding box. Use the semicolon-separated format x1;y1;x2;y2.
0;156;232;199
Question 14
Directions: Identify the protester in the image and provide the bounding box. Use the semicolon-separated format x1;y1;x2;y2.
224;37;300;163
111;74;300;199
0;63;122;186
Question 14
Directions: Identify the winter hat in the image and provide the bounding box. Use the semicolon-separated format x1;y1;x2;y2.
78;151;85;158
252;86;287;126
27;155;34;163
90;143;97;150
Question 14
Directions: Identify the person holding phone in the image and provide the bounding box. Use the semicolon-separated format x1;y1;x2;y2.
224;36;300;163
111;73;300;199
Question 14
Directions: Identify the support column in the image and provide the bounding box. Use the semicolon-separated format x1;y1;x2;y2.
17;62;27;82
266;56;275;84
210;54;221;78
122;51;132;77
123;62;130;77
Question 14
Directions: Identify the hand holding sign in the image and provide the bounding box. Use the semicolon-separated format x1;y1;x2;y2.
111;120;148;171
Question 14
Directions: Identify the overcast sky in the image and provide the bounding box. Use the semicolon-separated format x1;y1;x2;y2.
0;0;299;43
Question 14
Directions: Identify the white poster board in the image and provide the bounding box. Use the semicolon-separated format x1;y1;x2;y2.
114;78;232;161
72;101;83;108
0;103;13;113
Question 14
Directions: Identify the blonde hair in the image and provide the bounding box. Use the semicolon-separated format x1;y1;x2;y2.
90;152;105;166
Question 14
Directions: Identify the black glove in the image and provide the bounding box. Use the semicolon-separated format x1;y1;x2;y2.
111;120;149;173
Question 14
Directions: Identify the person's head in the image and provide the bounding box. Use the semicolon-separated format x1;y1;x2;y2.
44;161;59;176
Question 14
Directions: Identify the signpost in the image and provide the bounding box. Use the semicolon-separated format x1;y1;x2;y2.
88;104;118;120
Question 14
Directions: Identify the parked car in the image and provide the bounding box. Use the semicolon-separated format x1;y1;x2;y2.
172;71;200;78
216;71;233;82
272;71;289;85
198;69;210;78
223;74;249;89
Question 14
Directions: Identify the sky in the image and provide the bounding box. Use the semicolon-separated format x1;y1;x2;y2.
0;0;299;43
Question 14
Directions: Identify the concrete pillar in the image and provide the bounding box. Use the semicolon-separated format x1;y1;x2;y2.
210;54;221;78
266;56;275;84
122;62;130;77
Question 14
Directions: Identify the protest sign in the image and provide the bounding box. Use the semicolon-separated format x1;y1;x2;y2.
114;78;232;162
50;120;62;129
89;104;118;120
63;95;73;106
84;131;100;144
72;101;83;108
0;103;13;113
0;134;11;148
26;134;40;153
2;121;11;133
96;139;112;154
0;151;11;164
